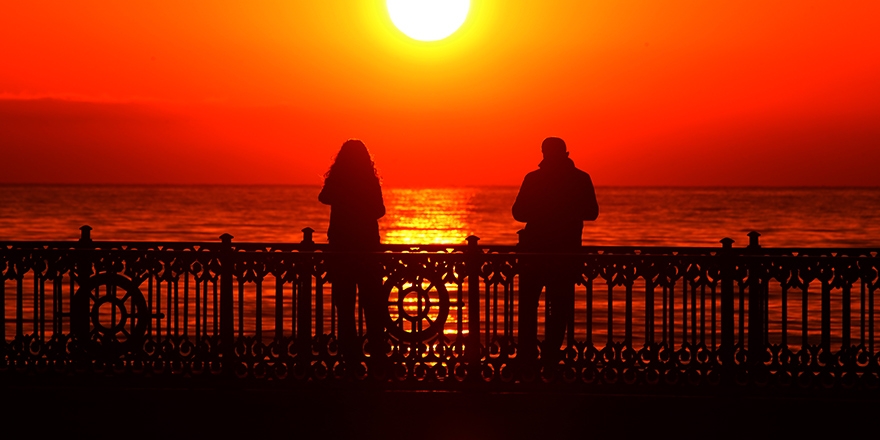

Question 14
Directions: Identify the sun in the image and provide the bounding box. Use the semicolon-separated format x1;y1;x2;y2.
386;0;470;42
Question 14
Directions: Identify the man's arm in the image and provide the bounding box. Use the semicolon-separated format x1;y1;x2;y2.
512;174;536;223
581;174;599;221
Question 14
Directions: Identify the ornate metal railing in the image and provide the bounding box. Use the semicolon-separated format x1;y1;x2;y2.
2;226;879;391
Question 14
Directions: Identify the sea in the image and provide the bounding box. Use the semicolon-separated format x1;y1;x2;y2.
1;185;879;248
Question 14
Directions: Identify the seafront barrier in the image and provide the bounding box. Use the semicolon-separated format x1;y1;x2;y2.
2;226;879;392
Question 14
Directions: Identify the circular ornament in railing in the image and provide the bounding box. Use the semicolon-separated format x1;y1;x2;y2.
384;270;450;343
74;273;149;343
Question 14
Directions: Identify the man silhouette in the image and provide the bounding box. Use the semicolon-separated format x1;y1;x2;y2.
513;137;599;366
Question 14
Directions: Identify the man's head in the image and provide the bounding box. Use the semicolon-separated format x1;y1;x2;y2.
541;137;568;160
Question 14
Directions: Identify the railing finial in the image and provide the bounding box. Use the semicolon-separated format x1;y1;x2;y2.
79;225;92;242
747;231;761;249
219;233;233;244
466;235;480;247
301;227;315;245
720;237;734;249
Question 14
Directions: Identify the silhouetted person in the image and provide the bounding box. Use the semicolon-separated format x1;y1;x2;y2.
319;139;386;366
513;137;599;367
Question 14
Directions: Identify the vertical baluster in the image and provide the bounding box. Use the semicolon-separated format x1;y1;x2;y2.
710;283;717;351
275;274;284;340
183;270;189;338
165;281;172;339
690;281;696;346
660;285;669;344
238;281;245;339
662;285;667;344
156;278;163;340
739;284;746;346
213;278;219;336
173;278;179;338
669;282;675;348
109;283;116;339
747;265;764;353
645;280;654;345
700;284;706;346
508;280;515;340
764;276;770;346
801;284;809;349
820;279;831;349
314;274;323;340
203;278;209;339
484;276;489;348
842;281;851;348
860;279;866;348
690;282;697;346
352;289;358;339
586;278;593;345
195;277;201;342
606;283;613;343
255;278;263;342
67;274;75;335
567;278;575;348
291;270;298;340
504;279;511;339
39;273;47;339
0;276;5;341
492;281;498;340
681;277;688;347
869;283;875;353
17;277;24;337
457;281;463;339
781;285;788;347
624;283;632;346
53;276;61;336
33;272;39;336
147;275;153;338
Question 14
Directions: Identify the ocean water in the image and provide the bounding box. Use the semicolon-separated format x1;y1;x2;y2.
1;185;879;248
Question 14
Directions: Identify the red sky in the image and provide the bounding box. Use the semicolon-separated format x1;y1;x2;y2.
2;1;879;186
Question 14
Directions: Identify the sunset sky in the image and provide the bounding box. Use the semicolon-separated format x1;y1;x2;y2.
2;1;878;187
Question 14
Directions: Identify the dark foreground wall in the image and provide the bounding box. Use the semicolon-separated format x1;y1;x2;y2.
4;377;878;439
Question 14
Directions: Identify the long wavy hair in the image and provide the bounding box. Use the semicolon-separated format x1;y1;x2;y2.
324;139;380;182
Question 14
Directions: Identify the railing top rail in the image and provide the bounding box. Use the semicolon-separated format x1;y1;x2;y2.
2;226;879;256
3;240;880;256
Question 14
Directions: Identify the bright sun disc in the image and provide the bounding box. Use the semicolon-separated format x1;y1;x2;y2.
387;0;470;42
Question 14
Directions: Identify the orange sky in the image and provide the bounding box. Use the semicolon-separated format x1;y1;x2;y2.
2;1;879;186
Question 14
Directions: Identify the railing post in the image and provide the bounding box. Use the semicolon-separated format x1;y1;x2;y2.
719;238;735;370
79;225;92;243
747;231;761;250
219;233;235;376
71;226;94;341
466;235;482;373
746;232;765;364
301;227;314;247
297;228;314;362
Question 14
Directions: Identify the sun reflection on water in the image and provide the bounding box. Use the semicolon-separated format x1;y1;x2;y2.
381;188;477;245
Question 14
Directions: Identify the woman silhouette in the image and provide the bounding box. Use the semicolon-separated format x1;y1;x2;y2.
319;139;386;363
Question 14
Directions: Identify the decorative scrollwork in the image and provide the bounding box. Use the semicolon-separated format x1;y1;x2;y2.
74;273;150;343
384;268;450;343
